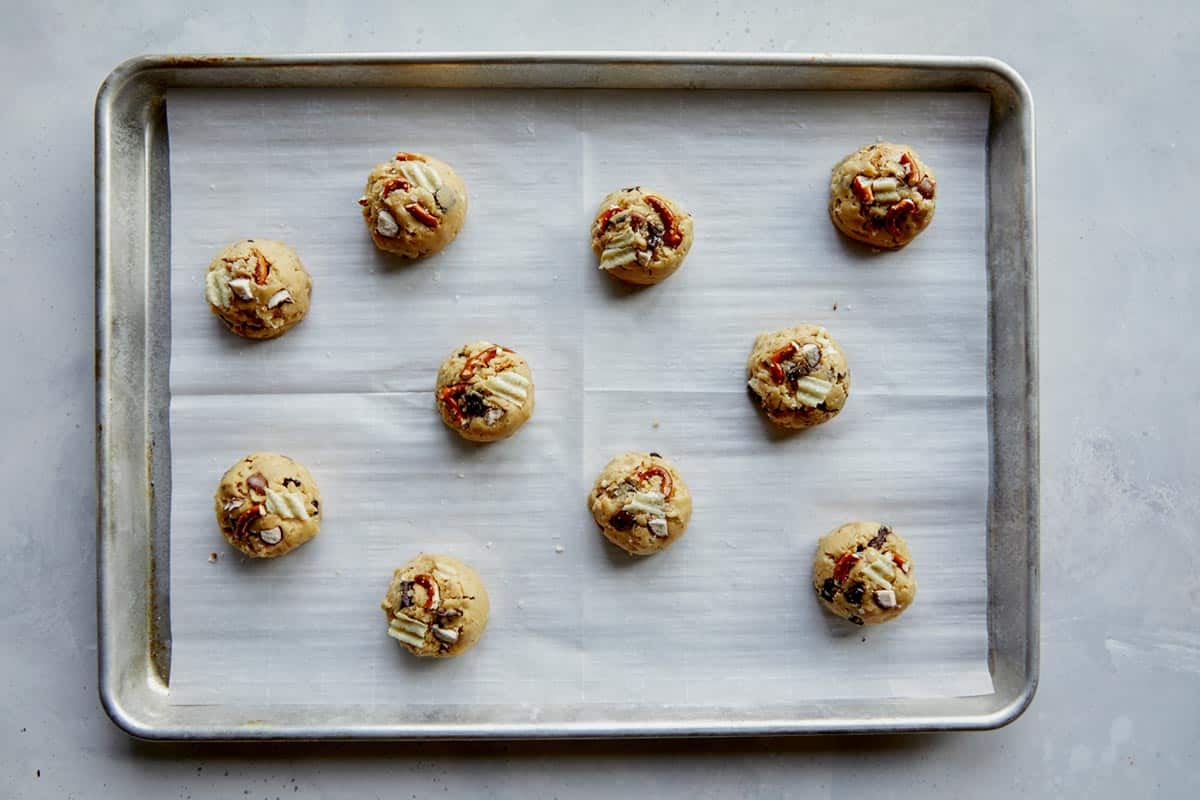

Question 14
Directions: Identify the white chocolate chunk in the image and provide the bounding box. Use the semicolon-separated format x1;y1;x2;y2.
625;491;665;516
390;613;427;633
482;371;530;408
227;277;255;301
376;209;400;237
258;526;283;545
647;516;669;538
608;210;631;227
813;333;837;353
793;376;834;407
398;161;442;191
873;190;901;204
431;626;459;644
600;246;640;270
205;268;232;309
264;488;310;521
387;627;425;646
433;185;457;211
483;406;504;425
800;343;821;367
387;612;429;647
604;228;638;249
266;289;292;309
860;555;897;588
872;176;899;192
222;497;243;513
874;589;897;608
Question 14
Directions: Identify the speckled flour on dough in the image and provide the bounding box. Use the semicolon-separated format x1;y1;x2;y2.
214;452;322;558
590;186;693;285
381;553;490;658
588;451;693;555
812;521;916;625
203;239;312;339
746;324;851;429
435;341;535;442
359;152;468;259
828;142;937;249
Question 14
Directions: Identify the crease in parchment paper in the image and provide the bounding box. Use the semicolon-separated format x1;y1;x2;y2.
167;88;994;708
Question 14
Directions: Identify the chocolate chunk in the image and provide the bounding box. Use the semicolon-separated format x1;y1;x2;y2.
820;578;838;602
843;582;866;606
785;362;814;382
867;526;891;550
609;509;636;531
398;581;415;609
649;452;662;458
282;477;301;489
646;223;664;250
246;473;268;493
437;608;463;623
462;391;487;418
847;615;865;626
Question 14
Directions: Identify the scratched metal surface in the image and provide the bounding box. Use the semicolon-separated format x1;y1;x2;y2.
95;53;1036;739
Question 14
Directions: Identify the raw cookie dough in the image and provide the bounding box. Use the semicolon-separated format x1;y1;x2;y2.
381;554;490;658
590;186;694;285
435;341;535;442
213;452;322;558
358;152;468;259
746;324;851;429
811;521;916;625
828;142;937;249
203;239;312;339
588;451;693;555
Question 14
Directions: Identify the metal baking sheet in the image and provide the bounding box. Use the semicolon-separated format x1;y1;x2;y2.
95;53;1038;739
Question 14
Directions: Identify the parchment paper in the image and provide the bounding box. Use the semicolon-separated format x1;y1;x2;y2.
166;87;994;708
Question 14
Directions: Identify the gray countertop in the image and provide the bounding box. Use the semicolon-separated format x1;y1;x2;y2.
2;1;1196;797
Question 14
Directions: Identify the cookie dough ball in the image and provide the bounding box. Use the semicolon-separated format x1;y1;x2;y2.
435;341;535;442
812;522;916;625
214;452;322;558
381;554;490;658
590;186;694;285
828;143;937;249
358;152;468;259
588;451;693;555
203;239;312;339
746;324;850;429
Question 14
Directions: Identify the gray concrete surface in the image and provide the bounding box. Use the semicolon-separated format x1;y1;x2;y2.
2;1;1197;797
